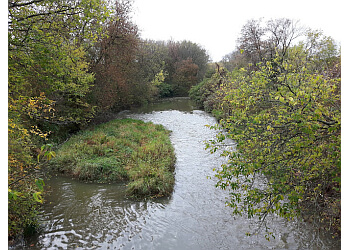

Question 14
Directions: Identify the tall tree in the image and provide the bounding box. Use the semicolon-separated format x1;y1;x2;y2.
191;21;341;238
165;40;209;95
90;0;140;111
236;18;304;70
9;0;110;125
8;0;110;240
237;19;266;68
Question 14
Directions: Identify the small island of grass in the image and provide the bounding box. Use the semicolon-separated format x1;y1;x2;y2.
49;118;176;198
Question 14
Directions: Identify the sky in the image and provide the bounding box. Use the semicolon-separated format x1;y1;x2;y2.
132;0;345;62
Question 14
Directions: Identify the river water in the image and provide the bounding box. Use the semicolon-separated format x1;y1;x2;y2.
22;98;339;249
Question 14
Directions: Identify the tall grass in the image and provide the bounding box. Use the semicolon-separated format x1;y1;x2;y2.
49;119;176;198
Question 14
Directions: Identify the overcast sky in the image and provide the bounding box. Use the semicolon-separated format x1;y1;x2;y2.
132;0;345;62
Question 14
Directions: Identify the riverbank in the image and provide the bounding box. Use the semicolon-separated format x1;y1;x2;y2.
48;118;176;198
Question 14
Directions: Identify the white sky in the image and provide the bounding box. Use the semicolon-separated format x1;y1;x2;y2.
132;0;345;62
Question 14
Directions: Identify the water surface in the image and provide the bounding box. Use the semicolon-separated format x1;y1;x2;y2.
22;98;339;249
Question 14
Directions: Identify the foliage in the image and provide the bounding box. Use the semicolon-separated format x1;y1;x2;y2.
8;0;111;240
166;40;209;94
49;119;176;198
212;59;340;237
189;64;235;115
136;40;170;84
172;58;199;96
189;74;220;112
222;18;304;71
9;0;110;125
192;19;341;238
151;70;172;98
135;39;209;98
174;40;209;81
90;0;146;111
8;100;52;239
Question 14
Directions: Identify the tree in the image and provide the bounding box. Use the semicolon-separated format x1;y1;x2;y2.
221;50;247;72
191;22;341;238
133;39;209;98
8;0;110;240
172;58;199;96
266;18;304;59
9;0;110;125
135;40;172;97
236;18;304;70
303;30;340;75
90;0;140;111
207;43;340;238
237;19;266;68
177;40;209;80
165;40;209;95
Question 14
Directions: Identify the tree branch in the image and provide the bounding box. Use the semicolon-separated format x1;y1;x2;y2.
9;0;45;9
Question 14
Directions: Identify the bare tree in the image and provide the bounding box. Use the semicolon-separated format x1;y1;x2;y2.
236;18;305;68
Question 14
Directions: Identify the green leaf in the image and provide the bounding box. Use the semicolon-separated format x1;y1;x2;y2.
35;178;45;191
33;192;43;203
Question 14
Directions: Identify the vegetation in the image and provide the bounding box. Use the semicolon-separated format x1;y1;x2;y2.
135;39;209;97
8;0;110;240
8;0;207;241
190;18;341;239
49;119;176;197
11;0;340;244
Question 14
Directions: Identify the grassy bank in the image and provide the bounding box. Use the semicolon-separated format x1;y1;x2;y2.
49;118;176;198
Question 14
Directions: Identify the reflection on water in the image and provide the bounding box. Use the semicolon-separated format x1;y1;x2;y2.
21;98;339;249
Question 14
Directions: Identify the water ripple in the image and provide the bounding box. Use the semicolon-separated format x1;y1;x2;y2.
21;98;339;250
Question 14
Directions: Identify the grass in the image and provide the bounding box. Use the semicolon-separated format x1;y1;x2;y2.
49;118;176;198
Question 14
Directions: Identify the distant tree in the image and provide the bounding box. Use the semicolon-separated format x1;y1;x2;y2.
172;58;199;96
135;40;172;97
236;18;304;70
177;40;209;80
221;50;247;71
136;40;170;83
266;18;304;59
90;0;140;110
237;19;266;68
165;40;209;95
302;30;340;75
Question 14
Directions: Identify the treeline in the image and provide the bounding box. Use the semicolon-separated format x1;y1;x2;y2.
190;18;341;238
8;0;208;240
92;34;209;112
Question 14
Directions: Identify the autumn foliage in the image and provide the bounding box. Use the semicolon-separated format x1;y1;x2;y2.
191;19;341;239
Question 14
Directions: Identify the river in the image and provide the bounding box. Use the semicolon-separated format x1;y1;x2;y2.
20;98;339;249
